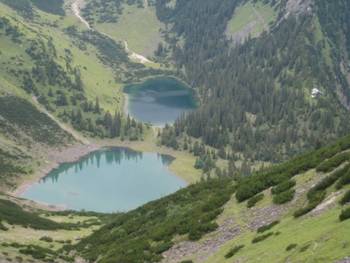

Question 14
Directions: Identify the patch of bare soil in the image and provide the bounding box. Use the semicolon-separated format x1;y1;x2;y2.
285;0;312;15
336;257;350;263
162;218;241;262
310;191;343;216
161;169;330;262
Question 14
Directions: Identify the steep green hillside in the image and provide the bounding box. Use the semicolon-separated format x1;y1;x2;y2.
82;0;164;57
1;0;350;262
0;1;145;139
58;134;350;263
0;0;158;189
158;0;350;164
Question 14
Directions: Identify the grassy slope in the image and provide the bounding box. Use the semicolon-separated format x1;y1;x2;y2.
0;3;123;112
226;0;278;40
0;0;200;187
206;178;350;262
52;16;124;112
67;135;350;263
0;1;121;190
0;195;103;262
94;4;164;57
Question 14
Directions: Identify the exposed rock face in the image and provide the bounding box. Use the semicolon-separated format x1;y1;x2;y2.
162;218;241;262
285;0;312;16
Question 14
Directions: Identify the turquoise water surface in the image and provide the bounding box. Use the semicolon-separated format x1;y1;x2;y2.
21;148;186;213
124;77;196;126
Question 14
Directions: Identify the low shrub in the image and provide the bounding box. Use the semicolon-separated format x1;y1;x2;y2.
286;243;297;251
225;245;244;258
152;241;173;254
336;169;350;189
236;134;350;202
273;189;295;204
0;199;69;230
39;236;53;243
271;180;296;195
18;244;57;260
247;193;264;208
299;244;311;252
339;207;350;221
310;164;348;193
257;220;280;233
294;190;327;218
294;206;314;218
252;232;274;243
188;222;218;240
340;190;350;205
316;152;350;173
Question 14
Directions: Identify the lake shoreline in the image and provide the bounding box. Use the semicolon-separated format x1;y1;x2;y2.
20;147;187;213
10;134;201;206
11;143;101;197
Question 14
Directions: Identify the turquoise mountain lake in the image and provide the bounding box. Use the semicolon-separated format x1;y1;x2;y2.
124;77;196;126
21;148;186;213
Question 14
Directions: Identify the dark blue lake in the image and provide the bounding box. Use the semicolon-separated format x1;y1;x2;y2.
124;77;196;126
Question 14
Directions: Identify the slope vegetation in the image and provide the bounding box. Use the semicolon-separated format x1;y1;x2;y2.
64;135;350;263
159;0;350;164
81;0;163;57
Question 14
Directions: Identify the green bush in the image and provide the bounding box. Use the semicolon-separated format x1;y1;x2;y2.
247;193;264;208
309;166;348;195
236;135;350;202
271;180;296;195
340;190;350;205
316;152;350;173
336;168;350;189
294;190;326;218
39;236;53;243
273;189;295;204
189;222;218;241
299;244;311;252
152;241;173;254
0;199;70;230
257;220;280;233
339;207;350;221
225;245;244;258
294;206;313;218
286;243;297;251
293;165;349;217
252;232;274;243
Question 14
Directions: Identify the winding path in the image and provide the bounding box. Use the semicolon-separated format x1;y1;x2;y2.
71;0;90;30
71;0;153;64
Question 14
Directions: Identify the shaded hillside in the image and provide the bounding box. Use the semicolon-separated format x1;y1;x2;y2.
0;93;74;188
